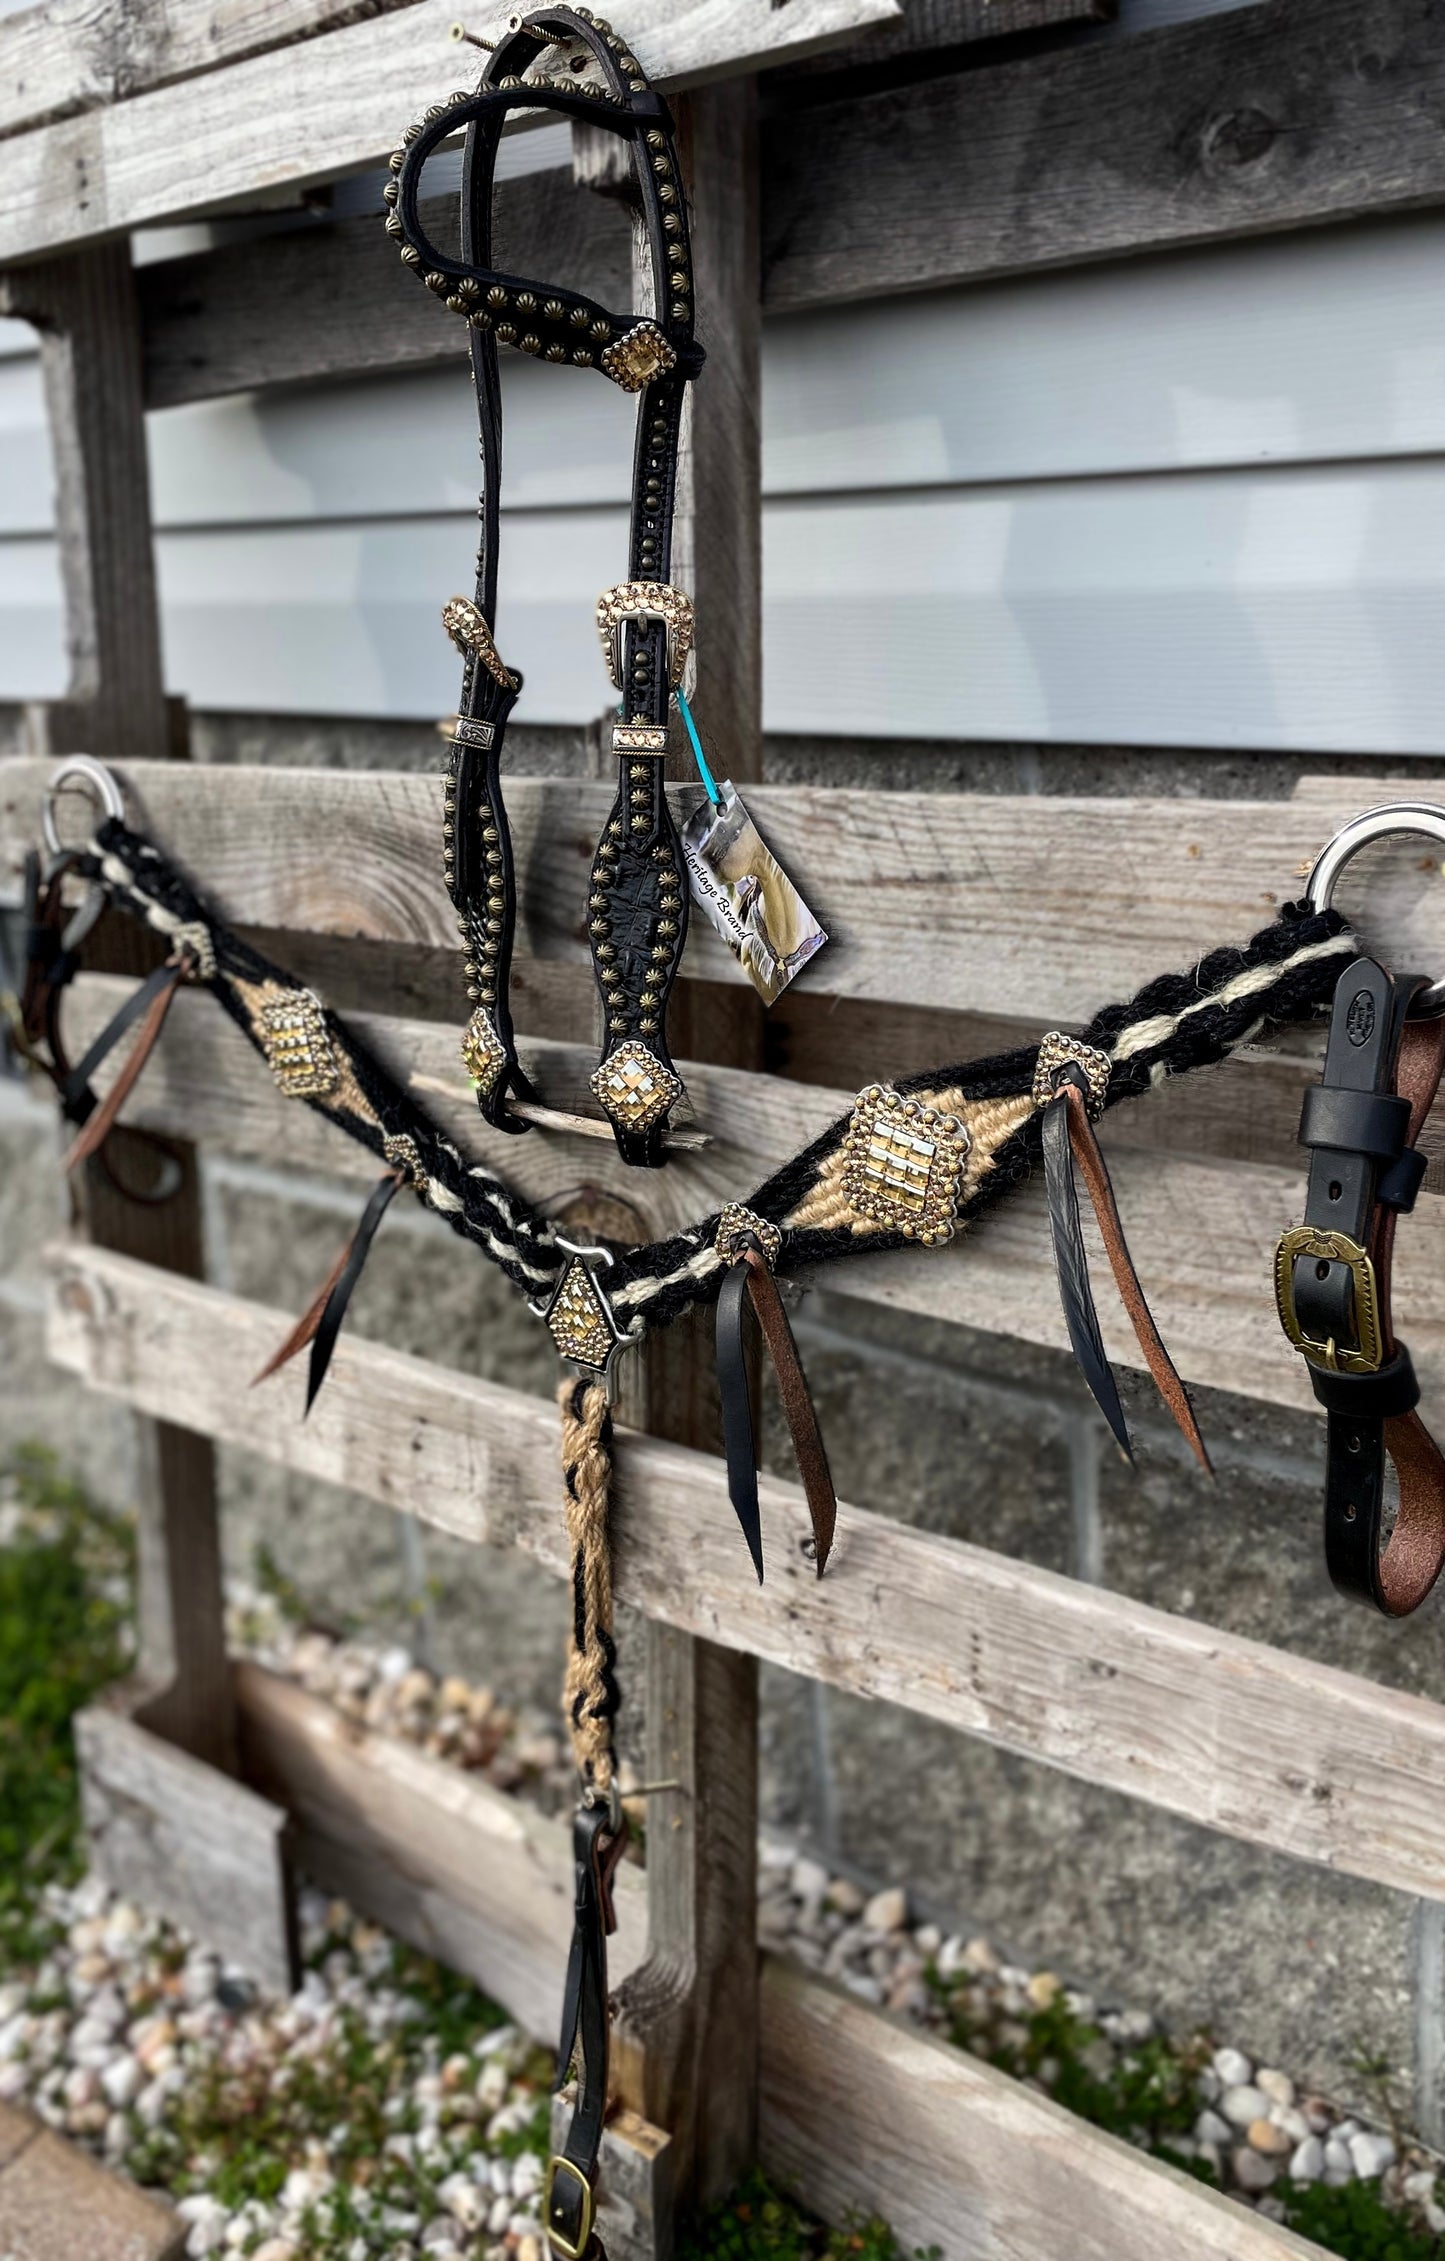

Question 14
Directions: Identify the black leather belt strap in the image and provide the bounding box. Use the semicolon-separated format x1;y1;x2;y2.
1277;956;1445;1614
393;8;704;1168
546;1799;627;2261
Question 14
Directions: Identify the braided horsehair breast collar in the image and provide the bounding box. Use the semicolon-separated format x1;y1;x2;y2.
389;6;703;1170
69;812;1357;1340
33;786;1413;2261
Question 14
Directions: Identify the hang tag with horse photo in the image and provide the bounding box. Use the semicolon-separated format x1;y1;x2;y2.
681;778;828;1005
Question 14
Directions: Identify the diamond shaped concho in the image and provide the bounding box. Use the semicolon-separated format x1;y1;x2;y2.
590;1040;682;1138
461;1006;508;1099
840;1085;971;1246
544;1258;623;1375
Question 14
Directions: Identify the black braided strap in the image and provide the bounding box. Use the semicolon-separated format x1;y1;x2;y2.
77;820;1355;1343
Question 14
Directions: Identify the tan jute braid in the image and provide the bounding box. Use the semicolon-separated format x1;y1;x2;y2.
559;1374;619;1796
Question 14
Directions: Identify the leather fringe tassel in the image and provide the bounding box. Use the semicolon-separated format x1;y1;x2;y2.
715;1236;837;1582
251;1166;404;1412
1043;1076;1212;1472
62;960;184;1174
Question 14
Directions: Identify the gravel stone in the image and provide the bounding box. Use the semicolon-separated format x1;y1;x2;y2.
1232;2147;1277;2194
1221;2085;1272;2130
1289;2137;1324;2184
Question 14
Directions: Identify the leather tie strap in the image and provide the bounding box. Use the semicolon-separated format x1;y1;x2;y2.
251;1166;406;1412
1280;958;1445;1615
1041;1065;1211;1471
61;959;184;1174
716;1237;837;1582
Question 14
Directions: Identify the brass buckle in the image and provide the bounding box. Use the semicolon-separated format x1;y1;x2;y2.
1274;1226;1383;1374
543;2155;595;2261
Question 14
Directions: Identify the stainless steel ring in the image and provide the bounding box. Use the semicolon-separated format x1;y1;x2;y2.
1307;801;1445;1015
41;756;125;858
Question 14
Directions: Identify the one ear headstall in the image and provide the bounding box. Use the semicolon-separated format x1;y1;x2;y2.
389;7;705;1168
1276;806;1445;1616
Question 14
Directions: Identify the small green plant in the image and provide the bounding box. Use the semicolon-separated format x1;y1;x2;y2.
681;2172;936;2261
1280;2180;1444;2260
0;1444;134;1956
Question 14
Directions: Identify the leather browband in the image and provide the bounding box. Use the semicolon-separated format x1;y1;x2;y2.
1276;957;1445;1615
391;7;704;1169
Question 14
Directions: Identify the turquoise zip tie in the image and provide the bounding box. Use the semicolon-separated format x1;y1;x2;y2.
676;690;722;806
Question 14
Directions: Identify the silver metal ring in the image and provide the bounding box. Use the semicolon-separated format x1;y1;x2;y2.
1307;801;1445;1015
41;756;125;858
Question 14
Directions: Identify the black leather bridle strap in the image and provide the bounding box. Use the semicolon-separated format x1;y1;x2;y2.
392;9;704;1168
548;1799;627;2261
1281;958;1445;1614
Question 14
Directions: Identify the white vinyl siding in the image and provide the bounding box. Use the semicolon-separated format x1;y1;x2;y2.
3;162;1445;752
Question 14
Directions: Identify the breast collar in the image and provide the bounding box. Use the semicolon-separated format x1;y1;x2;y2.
389;5;705;1169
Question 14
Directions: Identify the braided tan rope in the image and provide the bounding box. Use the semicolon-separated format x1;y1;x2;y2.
559;1374;619;1795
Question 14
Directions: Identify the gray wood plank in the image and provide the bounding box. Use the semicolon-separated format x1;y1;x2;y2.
762;0;1445;310
49;1242;1445;1912
0;0;421;142
0;0;900;264
232;1662;1324;2261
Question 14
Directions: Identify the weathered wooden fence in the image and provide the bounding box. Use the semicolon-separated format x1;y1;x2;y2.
5;4;1445;2258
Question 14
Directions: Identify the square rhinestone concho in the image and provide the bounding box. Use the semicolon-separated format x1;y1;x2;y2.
840;1084;971;1245
589;1039;682;1137
257;988;339;1099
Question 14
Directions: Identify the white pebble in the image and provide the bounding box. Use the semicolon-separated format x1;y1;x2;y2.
100;2053;142;2108
1348;2132;1396;2179
1323;2137;1353;2184
1194;2109;1232;2149
1256;2068;1295;2109
1220;2084;1271;2130
1212;2047;1252;2088
789;1857;829;1909
1289;2136;1324;2184
488;2196;512;2235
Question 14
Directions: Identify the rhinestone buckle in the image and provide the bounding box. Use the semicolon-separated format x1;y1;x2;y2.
840;1084;971;1245
596;581;694;695
1032;1032;1111;1118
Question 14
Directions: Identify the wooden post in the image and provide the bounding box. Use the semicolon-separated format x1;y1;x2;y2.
2;242;295;1982
591;77;767;2233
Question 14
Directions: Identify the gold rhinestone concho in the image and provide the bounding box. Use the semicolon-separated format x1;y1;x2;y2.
257;988;340;1099
544;1258;623;1374
714;1205;782;1268
382;1132;426;1187
596;581;694;694
600;320;677;394
1032;1032;1111;1118
441;595;519;691
461;1006;508;1097
840;1084;970;1245
590;1039;683;1137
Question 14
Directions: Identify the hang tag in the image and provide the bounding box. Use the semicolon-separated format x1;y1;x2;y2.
681;780;827;1005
